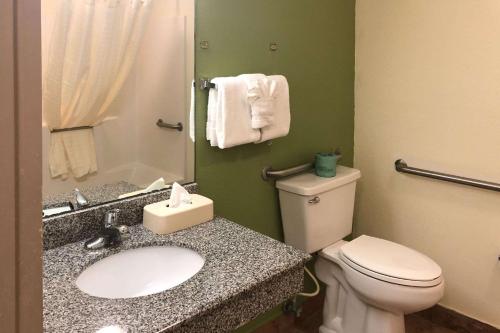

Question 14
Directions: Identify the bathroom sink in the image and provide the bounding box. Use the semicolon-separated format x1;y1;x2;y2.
76;246;205;299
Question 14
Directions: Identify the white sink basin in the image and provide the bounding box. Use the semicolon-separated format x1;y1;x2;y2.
76;246;204;299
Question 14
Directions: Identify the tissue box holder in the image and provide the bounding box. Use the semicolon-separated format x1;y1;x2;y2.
143;194;214;235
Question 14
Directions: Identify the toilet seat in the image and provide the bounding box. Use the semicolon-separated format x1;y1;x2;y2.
322;235;443;287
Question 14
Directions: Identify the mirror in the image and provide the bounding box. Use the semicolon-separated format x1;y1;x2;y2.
41;0;195;216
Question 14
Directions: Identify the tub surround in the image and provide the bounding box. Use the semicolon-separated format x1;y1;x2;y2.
43;217;310;332
42;183;198;250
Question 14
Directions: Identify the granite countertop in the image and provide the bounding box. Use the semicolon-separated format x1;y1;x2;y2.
43;217;311;333
43;181;142;208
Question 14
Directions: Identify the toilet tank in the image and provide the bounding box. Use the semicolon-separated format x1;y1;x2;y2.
276;166;361;253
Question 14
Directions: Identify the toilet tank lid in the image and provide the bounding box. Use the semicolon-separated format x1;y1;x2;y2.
276;166;361;196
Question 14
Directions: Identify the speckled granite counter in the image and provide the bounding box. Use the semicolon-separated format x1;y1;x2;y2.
43;183;198;250
43;181;141;208
43;217;311;333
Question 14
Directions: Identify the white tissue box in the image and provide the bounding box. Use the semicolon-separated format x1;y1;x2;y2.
143;194;214;235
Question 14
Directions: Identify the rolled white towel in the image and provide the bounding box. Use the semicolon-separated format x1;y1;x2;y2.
245;76;278;129
256;75;290;143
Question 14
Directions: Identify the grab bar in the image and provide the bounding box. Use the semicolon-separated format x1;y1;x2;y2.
156;119;183;132
262;150;342;181
395;159;500;192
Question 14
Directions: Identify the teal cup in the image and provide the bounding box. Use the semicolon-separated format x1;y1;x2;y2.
315;153;337;178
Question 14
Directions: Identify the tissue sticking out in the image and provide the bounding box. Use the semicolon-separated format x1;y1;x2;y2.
118;178;168;199
168;182;192;208
144;178;168;192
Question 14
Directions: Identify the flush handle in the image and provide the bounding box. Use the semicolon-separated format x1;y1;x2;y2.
308;196;321;204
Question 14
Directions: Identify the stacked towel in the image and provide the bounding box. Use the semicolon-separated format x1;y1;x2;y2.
206;74;290;149
244;75;276;129
206;87;219;146
206;76;261;149
256;75;290;143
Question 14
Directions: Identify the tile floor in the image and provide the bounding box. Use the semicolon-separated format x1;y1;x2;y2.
252;294;499;333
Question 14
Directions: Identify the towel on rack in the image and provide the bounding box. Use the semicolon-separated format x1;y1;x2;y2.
49;128;98;179
256;75;290;143
189;80;195;142
206;86;219;146
209;76;261;149
244;75;278;129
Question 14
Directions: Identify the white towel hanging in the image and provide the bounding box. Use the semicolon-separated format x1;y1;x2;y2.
208;76;261;149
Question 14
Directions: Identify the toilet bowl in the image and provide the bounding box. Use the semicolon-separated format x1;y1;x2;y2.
315;239;444;333
276;166;444;333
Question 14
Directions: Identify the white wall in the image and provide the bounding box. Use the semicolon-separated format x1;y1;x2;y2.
355;0;500;327
135;4;188;178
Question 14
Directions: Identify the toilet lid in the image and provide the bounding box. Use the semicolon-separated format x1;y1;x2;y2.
340;235;442;287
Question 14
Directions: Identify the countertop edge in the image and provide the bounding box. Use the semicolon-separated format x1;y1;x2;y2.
161;264;307;333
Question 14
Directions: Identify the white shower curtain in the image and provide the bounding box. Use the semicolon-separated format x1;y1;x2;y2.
43;0;152;179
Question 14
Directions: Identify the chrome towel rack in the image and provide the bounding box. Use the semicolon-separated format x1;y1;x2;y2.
262;150;342;181
395;159;500;192
199;78;216;90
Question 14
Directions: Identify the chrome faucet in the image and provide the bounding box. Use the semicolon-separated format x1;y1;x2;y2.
74;188;90;208
84;209;127;250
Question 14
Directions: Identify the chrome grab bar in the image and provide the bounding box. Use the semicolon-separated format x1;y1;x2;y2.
308;196;321;204
156;119;183;132
395;159;500;192
262;150;342;181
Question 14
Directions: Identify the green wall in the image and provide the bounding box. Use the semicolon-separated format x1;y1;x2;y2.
194;0;355;330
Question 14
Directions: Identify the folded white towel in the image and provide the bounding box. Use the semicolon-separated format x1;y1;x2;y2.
209;76;261;149
256;75;290;143
189;81;195;143
206;87;219;147
244;75;278;129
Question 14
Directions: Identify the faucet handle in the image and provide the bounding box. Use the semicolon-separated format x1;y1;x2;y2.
104;209;120;228
117;224;130;240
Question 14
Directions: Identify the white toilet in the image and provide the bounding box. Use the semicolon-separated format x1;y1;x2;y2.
276;166;444;333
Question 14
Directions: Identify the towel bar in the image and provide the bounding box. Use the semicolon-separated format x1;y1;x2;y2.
262;150;342;181
199;78;216;90
395;159;500;192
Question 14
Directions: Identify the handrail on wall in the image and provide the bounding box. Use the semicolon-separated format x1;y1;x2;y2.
262;150;342;181
396;159;500;261
395;159;500;192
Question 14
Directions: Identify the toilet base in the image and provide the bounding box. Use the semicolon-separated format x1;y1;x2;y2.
319;308;404;333
316;258;405;333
